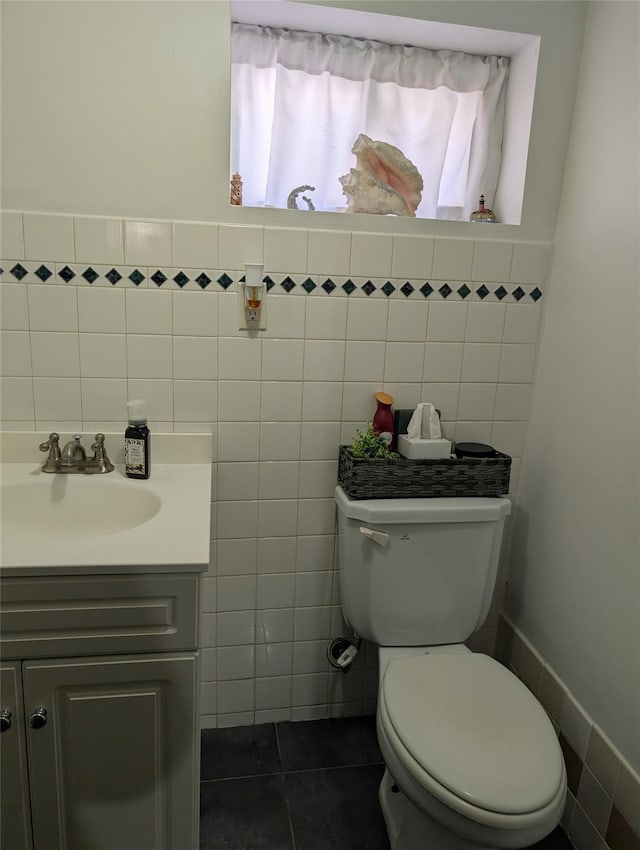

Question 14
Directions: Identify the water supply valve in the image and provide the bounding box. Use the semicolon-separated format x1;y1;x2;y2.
327;637;361;672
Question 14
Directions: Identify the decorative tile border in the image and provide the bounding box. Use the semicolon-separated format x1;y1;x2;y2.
496;614;640;850
0;261;544;303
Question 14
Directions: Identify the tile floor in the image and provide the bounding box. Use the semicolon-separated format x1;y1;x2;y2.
200;716;573;850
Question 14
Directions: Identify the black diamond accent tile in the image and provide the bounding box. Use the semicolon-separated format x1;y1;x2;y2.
302;278;316;293
362;281;376;296
400;282;414;297
105;268;122;285
35;264;53;282
263;275;274;286
477;285;490;299
151;270;167;286
281;277;296;293
381;281;395;297
82;267;99;284
458;284;471;299
217;272;233;289
322;279;336;294
420;282;433;298
342;280;356;295
266;280;276;291
10;263;27;280
58;265;76;283
174;271;189;288
439;283;452;298
513;286;526;301
128;269;145;286
0;267;4;276
531;287;543;302
196;272;211;290
495;285;508;300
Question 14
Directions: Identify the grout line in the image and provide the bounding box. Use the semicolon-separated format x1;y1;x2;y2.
280;772;298;850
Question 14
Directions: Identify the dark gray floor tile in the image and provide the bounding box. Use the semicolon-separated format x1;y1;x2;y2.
285;764;390;850
201;723;281;781
200;775;293;850
529;826;573;850
277;716;382;772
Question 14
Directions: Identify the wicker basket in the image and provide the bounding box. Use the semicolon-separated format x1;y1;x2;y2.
337;445;511;499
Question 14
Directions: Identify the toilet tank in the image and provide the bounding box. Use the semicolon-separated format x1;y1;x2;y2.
335;487;511;646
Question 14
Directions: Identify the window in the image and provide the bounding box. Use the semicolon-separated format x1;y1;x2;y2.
231;22;509;221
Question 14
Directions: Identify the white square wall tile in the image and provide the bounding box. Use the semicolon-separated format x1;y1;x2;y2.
465;302;506;343
302;382;343;422
499;345;536;383
350;233;393;278
256;609;294;644
297;498;335;536
423;343;464;383
471;241;513;282
217;462;259;502
263;295;306;339
172;290;218;336
0;331;31;376
299;460;338;498
341;382;378;421
387;300;428;342
346;298;388;341
217;421;260;462
124;220;171;267
457;383;496;420
303;340;346;382
307;230;351;276
461;344;501;382
218;381;261;421
0;377;34;420
391;235;434;279
503;304;541;344
255;644;293;678
427;301;467;342
23;213;74;262
1;211;24;259
258;461;300;500
257;573;296;609
217;537;258;575
255;676;292;710
1;284;29;330
261;382;302;421
172;221;219;269
126;335;172;378
305;298;348;340
219;224;264;269
257;536;297;573
419;382;460;421
510;243;550;285
33;377;81;421
125;289;172;334
217;611;256;646
432;239;474;281
126;379;173;421
262;339;304;381
80;378;128;421
174;380;217;422
31;332;80;377
173;336;217;380
260;422;301;461
28;285;78;332
74;216;124;265
491;421;527;457
217;574;257;611
384;342;425;383
258;500;298;538
300;422;341;461
264;227;308;274
344;341;385;382
77;287;125;333
494;384;531;420
218;337;262;380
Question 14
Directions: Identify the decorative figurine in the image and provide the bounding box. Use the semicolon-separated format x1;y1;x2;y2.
230;173;243;206
339;134;423;217
287;185;316;210
469;194;496;222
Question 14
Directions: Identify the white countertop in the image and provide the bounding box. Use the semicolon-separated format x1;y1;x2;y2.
0;433;213;577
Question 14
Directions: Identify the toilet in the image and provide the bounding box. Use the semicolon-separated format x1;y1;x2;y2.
335;486;566;850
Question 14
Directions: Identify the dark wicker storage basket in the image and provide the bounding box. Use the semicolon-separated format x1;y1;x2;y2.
337;445;511;499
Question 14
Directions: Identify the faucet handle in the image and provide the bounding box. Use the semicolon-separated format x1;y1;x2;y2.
39;432;60;452
91;433;106;451
91;433;114;473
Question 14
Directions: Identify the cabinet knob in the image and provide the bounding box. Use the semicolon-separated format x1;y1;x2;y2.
0;710;11;732
29;707;48;729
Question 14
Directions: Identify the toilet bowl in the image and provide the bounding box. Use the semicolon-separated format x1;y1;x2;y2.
375;648;566;850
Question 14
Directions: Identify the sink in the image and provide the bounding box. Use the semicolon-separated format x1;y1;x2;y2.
1;478;162;541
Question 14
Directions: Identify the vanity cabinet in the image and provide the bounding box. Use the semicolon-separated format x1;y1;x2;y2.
0;572;201;850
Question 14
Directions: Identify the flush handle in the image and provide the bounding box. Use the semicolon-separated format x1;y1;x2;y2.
359;527;389;546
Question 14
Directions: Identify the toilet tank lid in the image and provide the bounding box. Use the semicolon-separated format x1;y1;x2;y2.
335;487;511;524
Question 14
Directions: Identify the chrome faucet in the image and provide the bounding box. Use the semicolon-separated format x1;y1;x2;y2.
39;433;114;474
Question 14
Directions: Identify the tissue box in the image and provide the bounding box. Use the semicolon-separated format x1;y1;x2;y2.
397;435;452;460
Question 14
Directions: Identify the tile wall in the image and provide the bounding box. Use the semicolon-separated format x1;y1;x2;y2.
497;616;640;850
1;210;549;727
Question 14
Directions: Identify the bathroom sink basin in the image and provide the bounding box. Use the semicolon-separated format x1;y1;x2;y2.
0;441;212;576
2;478;162;541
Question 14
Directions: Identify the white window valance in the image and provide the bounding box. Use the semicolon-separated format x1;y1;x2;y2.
231;22;509;219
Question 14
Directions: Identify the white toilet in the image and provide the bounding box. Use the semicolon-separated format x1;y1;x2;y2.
335;486;566;850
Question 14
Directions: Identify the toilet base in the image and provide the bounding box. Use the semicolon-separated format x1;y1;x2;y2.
379;768;497;850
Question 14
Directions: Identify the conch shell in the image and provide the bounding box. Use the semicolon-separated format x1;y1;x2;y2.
339;134;423;216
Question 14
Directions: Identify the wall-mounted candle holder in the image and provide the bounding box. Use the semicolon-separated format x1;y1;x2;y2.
238;263;267;329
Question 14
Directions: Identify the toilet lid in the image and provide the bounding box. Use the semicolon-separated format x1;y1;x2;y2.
381;653;565;815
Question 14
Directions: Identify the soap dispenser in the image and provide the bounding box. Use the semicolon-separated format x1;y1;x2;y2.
125;399;150;479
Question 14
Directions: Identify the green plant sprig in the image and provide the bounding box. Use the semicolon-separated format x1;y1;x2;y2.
351;423;398;459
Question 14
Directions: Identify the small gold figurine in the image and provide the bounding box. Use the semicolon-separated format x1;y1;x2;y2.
469;194;496;223
230;173;243;206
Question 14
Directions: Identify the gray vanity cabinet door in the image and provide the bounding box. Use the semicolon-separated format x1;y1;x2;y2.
0;662;33;850
22;652;199;850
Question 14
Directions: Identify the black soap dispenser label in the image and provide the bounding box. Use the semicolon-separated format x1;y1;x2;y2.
125;399;150;479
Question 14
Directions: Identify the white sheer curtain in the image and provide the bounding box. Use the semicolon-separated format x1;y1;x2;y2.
231;23;509;220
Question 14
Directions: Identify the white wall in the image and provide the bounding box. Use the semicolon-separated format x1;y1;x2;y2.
0;0;585;240
506;1;640;773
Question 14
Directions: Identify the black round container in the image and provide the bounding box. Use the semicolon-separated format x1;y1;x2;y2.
454;442;496;459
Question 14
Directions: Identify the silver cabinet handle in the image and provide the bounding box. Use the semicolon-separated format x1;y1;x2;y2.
0;710;11;732
29;707;47;729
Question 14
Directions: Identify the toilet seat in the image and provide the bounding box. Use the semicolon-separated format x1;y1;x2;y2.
379;653;566;830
